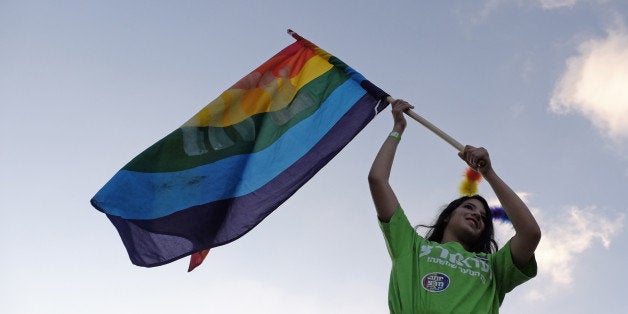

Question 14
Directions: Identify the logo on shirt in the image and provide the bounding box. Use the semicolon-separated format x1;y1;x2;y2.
422;272;450;292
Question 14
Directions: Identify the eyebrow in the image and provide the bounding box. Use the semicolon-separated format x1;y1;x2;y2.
465;202;487;216
464;202;476;209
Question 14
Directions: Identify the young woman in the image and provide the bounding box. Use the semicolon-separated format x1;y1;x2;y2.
368;99;541;313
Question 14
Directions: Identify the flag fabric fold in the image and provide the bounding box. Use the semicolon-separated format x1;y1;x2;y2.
91;30;390;268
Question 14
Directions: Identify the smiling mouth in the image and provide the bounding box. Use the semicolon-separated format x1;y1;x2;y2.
466;218;479;229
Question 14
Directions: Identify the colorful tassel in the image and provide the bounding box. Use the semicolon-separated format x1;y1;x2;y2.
458;167;510;223
459;167;482;196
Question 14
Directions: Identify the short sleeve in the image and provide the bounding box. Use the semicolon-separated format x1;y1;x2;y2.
491;240;538;303
379;207;418;260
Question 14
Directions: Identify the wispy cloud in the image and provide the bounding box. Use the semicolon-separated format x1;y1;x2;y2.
538;0;577;9
490;195;624;299
469;0;580;24
534;206;624;287
550;27;628;145
538;0;614;10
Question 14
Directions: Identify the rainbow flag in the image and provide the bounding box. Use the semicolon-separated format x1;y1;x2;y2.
91;30;390;268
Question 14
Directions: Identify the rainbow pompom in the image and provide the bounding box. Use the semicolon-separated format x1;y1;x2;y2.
457;167;510;223
459;167;482;196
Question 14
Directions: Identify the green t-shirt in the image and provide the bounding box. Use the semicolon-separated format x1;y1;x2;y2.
379;207;537;314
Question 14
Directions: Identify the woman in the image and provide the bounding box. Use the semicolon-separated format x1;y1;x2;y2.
368;99;541;313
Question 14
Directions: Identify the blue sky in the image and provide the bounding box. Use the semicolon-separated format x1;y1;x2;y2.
2;1;627;313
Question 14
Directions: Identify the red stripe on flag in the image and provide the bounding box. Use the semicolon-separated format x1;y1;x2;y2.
188;249;210;272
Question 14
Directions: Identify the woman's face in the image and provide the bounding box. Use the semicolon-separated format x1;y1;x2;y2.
446;198;487;242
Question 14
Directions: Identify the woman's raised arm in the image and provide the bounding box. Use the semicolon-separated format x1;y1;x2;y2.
368;100;414;222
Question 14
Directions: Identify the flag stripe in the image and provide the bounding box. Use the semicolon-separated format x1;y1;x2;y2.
122;67;348;173
92;79;367;220
183;48;331;128
101;92;380;267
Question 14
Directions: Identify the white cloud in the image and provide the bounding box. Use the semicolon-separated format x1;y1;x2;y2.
550;28;628;144
475;0;506;22
538;0;613;10
538;0;577;9
488;195;624;300
535;206;624;286
469;0;583;23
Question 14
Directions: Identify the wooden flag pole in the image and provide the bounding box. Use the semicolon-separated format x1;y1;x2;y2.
386;96;464;151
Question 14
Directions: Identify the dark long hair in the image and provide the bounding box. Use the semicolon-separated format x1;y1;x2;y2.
420;195;498;254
